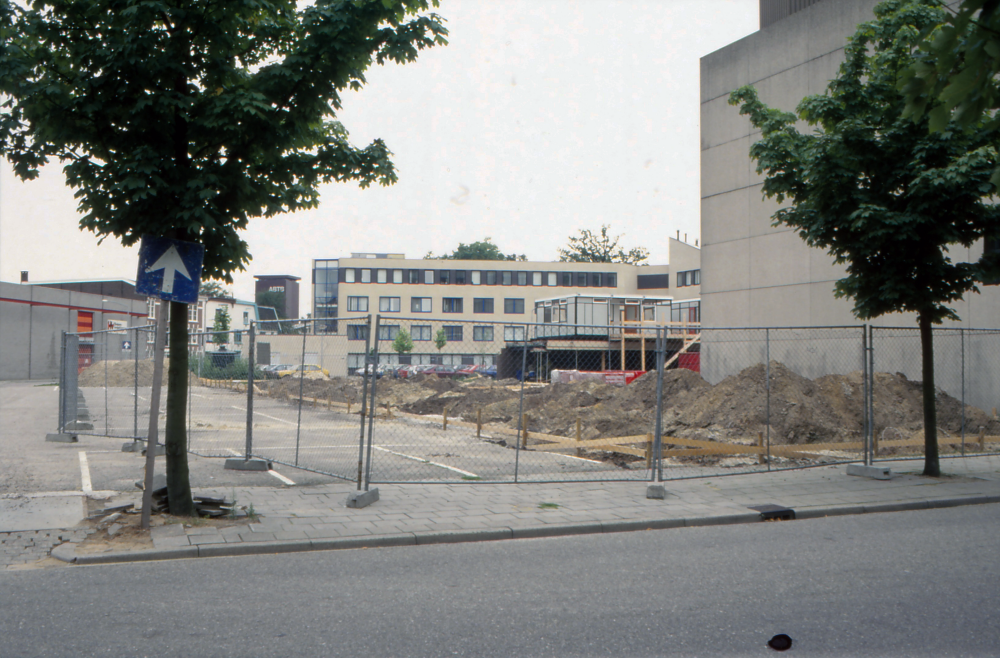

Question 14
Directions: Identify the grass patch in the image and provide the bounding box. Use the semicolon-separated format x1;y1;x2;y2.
461;475;481;481
538;502;560;510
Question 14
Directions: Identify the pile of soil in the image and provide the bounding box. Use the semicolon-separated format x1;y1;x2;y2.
78;359;171;387
230;363;999;451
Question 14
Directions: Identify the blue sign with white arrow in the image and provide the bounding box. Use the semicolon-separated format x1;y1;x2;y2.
135;235;205;304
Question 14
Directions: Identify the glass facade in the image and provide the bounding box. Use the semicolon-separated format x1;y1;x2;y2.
313;259;339;333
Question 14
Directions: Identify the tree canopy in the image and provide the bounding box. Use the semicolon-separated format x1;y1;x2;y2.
200;281;231;299
425;238;526;261
392;327;414;354
900;1;1000;187
558;225;648;264
0;0;448;282
729;0;1000;475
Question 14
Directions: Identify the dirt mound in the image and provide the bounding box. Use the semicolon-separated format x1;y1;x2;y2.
79;359;170;387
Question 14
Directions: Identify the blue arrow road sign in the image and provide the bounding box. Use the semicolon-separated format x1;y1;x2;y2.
122;340;132;350
135;236;205;304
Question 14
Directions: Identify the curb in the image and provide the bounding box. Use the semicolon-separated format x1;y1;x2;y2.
53;495;1000;566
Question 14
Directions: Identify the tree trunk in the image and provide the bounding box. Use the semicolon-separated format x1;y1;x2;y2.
919;311;940;477
165;301;195;515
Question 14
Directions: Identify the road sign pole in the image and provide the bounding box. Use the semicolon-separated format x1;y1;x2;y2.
141;301;169;530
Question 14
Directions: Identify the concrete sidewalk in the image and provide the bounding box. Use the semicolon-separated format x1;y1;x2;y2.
35;455;1000;566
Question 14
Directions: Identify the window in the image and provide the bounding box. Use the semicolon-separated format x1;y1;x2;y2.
677;271;686;287
378;325;400;341
558;304;568;323
424;270;434;284
504;298;524;314
532;272;542;286
235;331;243;344
473;326;494;341
577;272;588;287
473;298;494;314
547;273;557;286
409;270;420;284
471;271;481;285
502;271;512;286
517;271;527;286
561;272;572;286
411;297;432;313
376;269;387;284
347;296;368;312
393;270;403;284
608;273;617;288
504;325;526;341
485;271;497;285
454;270;464;285
412;325;432;341
439;270;450;285
188;304;198;322
693;270;701;285
543;307;551;323
590;273;602;287
348;324;369;340
443;326;463;341
345;269;356;283
442;297;463;313
360;269;371;283
379;297;401;312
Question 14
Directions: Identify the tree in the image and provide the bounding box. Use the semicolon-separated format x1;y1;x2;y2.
728;0;1000;477
434;328;447;351
200;281;231;299
426;237;526;261
558;225;649;264
211;307;231;347
0;0;446;515
392;328;414;354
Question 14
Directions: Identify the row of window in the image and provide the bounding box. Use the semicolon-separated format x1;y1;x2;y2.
340;268;619;288
676;269;701;287
347;296;526;314
348;324;526;342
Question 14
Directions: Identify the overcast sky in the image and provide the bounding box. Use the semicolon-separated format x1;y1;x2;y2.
0;0;758;304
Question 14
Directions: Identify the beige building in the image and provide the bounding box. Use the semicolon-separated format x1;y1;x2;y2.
305;238;701;374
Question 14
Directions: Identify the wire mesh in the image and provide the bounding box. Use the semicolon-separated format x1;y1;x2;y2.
869;327;1000;462
245;318;364;482
65;324;155;439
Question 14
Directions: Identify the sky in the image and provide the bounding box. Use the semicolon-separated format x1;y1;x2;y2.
0;0;759;303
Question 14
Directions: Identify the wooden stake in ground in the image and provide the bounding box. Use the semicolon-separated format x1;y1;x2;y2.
521;414;528;449
477;409;482;438
576;419;582;457
757;431;765;465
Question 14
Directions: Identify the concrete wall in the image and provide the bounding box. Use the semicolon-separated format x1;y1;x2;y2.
699;0;1000;410
0;281;148;381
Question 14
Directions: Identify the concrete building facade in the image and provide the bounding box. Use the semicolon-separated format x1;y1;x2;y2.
699;0;1000;410
699;0;1000;331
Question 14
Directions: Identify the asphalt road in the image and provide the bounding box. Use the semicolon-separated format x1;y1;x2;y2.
2;505;998;657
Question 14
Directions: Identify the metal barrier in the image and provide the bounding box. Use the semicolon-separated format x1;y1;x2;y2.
57;320;1000;483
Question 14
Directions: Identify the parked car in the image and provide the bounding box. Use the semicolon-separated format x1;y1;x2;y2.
262;364;293;379
480;365;497;379
277;364;330;379
455;364;482;377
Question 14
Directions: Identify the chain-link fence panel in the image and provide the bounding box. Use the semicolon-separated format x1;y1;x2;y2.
64;325;156;440
661;326;868;479
244;319;365;481
361;317;660;483
869;327;1000;462
184;329;255;458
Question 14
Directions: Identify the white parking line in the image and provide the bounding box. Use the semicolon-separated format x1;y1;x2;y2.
78;451;93;494
268;470;296;485
225;448;241;456
374;446;479;478
230;405;297;427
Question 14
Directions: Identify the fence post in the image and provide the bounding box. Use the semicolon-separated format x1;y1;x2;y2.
104;329;109;435
356;315;372;489
58;331;67;433
477;409;482;438
363;315;382;490
521;414;528;449
653;328;666;481
513;325;528;483
765;328;771;470
861;325;869;466
576;418;582;458
133;326;139;439
245;322;255;461
961;327;966;457
294;323;307;467
868;325;876;464
443;408;448;431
